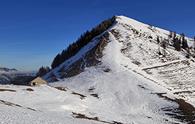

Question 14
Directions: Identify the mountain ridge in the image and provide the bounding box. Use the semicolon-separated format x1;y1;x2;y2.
44;15;194;82
0;67;17;73
44;15;195;123
1;15;195;123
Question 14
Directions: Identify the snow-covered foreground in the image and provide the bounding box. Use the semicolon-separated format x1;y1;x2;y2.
1;16;195;123
0;69;181;124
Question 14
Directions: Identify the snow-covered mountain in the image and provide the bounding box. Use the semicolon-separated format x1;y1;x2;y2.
0;16;195;124
0;67;35;85
0;67;17;73
45;15;195;107
0;67;17;84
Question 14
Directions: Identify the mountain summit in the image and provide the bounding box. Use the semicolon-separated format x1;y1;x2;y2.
45;15;194;85
44;16;195;123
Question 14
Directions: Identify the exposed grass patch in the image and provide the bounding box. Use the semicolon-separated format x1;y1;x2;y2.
0;100;22;107
88;87;95;92
0;89;16;92
137;84;148;90
72;112;123;124
132;60;141;66
90;94;99;99
174;90;193;95
0;99;36;111
55;87;67;92
104;68;111;72
71;92;86;100
25;88;34;92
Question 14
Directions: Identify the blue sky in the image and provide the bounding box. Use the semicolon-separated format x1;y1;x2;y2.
0;0;194;71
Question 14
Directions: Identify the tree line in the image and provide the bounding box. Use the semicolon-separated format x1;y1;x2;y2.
51;16;116;69
157;31;195;58
169;32;189;51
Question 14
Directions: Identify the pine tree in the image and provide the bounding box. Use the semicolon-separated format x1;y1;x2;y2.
51;54;61;69
181;33;188;50
173;32;176;40
157;36;160;44
194;36;195;50
50;16;116;69
161;39;167;57
172;32;176;46
157;36;162;55
181;33;185;41
173;37;181;51
36;66;50;77
169;31;173;39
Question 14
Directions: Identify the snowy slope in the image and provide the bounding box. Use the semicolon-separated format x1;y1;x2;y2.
112;16;195;106
45;15;195;106
1;16;195;124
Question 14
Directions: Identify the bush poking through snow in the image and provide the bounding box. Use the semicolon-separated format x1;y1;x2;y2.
26;88;34;92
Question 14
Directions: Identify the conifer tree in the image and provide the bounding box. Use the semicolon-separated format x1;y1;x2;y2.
36;66;50;77
169;31;173;39
173;32;176;40
51;54;61;69
194;36;195;50
181;33;188;50
51;17;116;69
173;37;181;51
161;39;167;57
157;36;162;55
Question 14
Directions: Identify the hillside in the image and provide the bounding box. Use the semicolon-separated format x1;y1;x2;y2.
45;16;195;123
0;16;195;124
45;16;195;107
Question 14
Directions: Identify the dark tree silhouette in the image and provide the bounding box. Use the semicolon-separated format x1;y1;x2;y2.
161;39;167;57
181;33;188;50
51;54;61;69
173;32;176;40
169;31;174;39
157;36;160;44
51;16;116;69
157;36;162;55
36;66;51;77
194;36;195;50
173;37;181;51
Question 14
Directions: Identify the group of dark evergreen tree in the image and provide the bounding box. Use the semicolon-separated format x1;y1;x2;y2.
38;17;195;76
157;36;168;57
36;66;50;77
51;17;116;69
157;31;195;58
169;32;189;51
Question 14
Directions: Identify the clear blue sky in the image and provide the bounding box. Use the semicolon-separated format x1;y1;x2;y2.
0;0;194;71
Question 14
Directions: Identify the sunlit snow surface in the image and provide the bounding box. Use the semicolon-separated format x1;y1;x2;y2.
0;16;194;124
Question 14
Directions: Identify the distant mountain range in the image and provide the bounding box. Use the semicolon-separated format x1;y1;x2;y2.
0;67;17;73
0;67;36;85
